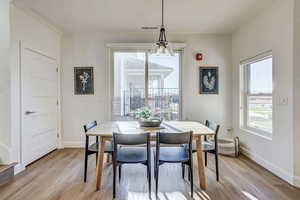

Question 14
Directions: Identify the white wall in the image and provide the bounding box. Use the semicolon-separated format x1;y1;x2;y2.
182;35;232;133
9;4;61;171
10;5;61;59
0;0;11;164
232;0;296;185
61;33;232;147
293;0;300;186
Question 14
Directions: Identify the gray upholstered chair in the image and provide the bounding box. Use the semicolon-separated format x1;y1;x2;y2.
154;131;194;198
185;120;220;181
113;132;151;199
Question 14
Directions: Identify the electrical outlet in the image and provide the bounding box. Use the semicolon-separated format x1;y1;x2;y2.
279;97;288;105
227;128;233;132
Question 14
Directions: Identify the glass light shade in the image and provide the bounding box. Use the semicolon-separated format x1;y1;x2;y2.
151;42;174;56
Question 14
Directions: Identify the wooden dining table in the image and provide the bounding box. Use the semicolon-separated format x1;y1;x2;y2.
86;121;215;191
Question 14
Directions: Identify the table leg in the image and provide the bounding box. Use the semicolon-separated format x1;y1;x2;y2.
196;136;206;190
96;137;105;191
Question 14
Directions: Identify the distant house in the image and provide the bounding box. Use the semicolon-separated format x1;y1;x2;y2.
113;57;174;117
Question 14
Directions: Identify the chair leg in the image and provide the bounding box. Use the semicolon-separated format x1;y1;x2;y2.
113;162;117;198
84;151;88;182
188;166;191;182
153;154;156;180
106;154;109;163
205;152;208;167
147;161;151;198
182;163;185;179
189;163;194;198
119;164;122;182
155;163;159;199
215;152;219;181
95;153;98;166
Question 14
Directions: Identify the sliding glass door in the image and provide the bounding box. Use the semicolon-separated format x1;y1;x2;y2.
148;53;181;120
112;50;181;121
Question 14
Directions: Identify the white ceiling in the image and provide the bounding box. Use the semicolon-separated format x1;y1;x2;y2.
13;0;274;34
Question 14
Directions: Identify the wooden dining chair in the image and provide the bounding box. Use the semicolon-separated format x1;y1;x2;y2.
184;120;220;181
154;131;194;199
113;132;151;199
83;121;113;182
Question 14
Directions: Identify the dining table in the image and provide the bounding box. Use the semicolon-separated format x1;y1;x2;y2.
86;121;215;191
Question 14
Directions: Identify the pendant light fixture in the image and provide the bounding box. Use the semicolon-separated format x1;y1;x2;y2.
151;0;174;56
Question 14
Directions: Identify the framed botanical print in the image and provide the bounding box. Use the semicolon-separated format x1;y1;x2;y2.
74;67;94;95
199;67;219;94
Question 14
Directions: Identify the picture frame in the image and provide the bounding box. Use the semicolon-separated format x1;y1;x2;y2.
199;66;219;94
74;67;94;95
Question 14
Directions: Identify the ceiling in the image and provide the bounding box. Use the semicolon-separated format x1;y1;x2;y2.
13;0;274;34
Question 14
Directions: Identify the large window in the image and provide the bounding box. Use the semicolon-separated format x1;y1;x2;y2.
111;49;182;121
241;53;273;138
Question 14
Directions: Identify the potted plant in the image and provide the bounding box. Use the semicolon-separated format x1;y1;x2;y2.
138;107;162;127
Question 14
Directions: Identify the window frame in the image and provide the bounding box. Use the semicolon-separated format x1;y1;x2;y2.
106;43;185;121
240;52;273;139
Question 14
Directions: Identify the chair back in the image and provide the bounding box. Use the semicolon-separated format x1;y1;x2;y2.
113;132;151;163
157;132;193;145
83;121;97;133
156;131;193;163
113;132;150;146
205;120;220;135
205;120;220;152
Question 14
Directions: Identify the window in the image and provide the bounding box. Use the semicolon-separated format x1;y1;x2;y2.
241;53;273;138
111;49;182;121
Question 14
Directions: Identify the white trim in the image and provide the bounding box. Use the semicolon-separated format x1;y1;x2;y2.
241;146;298;186
293;176;300;188
106;47;112;120
14;163;25;175
106;43;186;49
240;50;272;65
63;141;85;148
239;128;272;141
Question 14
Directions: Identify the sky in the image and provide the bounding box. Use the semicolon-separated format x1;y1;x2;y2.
249;57;273;94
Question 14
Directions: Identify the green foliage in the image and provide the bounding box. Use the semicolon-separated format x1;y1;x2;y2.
138;107;152;119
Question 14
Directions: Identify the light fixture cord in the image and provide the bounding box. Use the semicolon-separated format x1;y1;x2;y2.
162;0;164;27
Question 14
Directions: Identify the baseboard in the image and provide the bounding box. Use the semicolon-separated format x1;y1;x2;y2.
293;175;300;188
14;163;25;175
63;141;85;148
240;146;299;187
0;143;10;164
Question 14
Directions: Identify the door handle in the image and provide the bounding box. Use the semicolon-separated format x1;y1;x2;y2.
25;111;36;115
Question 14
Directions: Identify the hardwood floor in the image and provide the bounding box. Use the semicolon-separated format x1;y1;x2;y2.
0;148;299;200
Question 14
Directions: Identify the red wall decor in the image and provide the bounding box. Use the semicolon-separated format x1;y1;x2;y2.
195;53;203;61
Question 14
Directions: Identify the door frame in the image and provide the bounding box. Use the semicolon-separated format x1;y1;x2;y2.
11;41;61;172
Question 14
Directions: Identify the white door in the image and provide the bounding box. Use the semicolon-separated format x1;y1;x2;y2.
21;46;58;166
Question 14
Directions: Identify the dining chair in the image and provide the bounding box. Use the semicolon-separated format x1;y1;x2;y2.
184;120;220;182
113;132;151;199
83;121;113;182
154;131;194;198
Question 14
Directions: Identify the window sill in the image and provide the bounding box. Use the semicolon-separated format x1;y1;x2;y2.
240;127;273;141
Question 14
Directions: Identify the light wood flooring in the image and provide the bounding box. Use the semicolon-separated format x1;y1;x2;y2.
0;148;300;200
